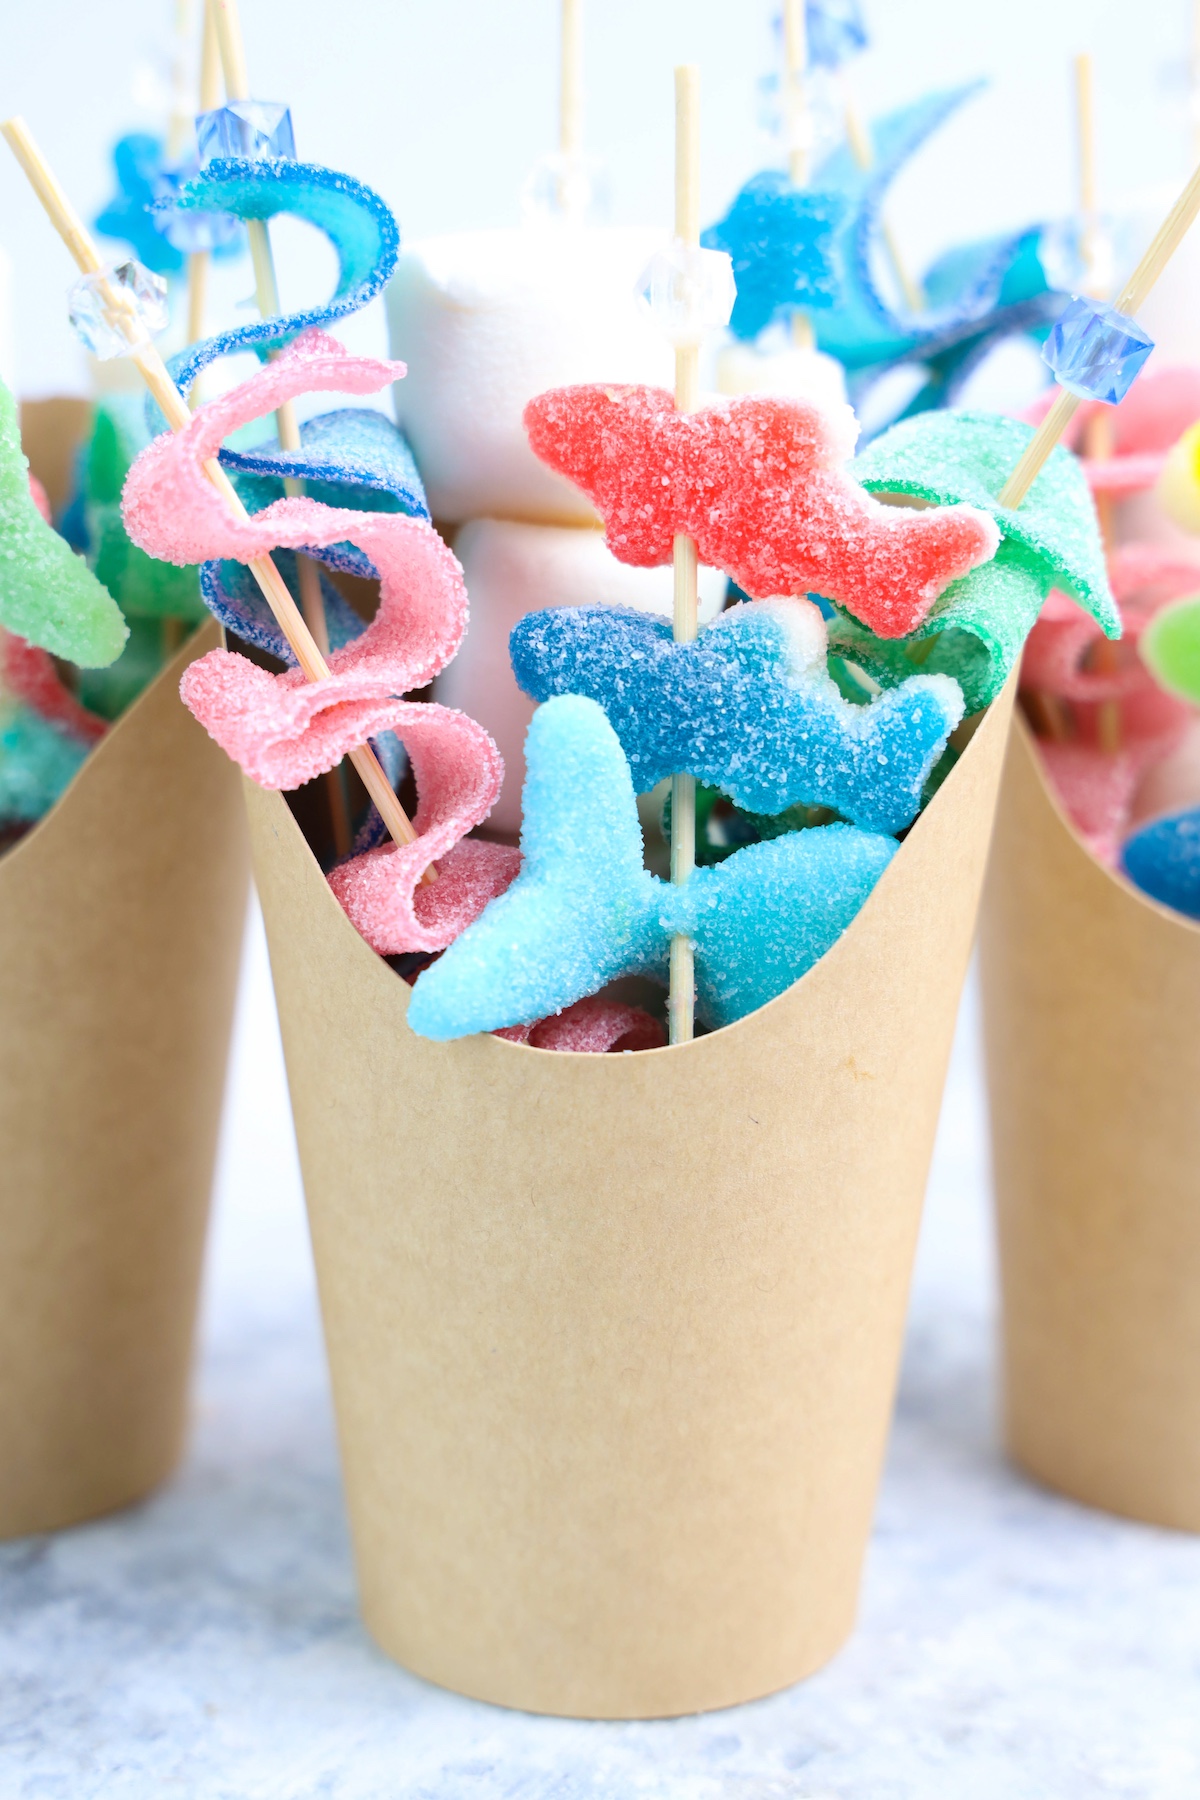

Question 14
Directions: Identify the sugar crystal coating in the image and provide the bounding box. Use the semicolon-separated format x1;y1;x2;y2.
840;408;1118;710
123;330;507;951
406;694;899;1041
810;86;1059;424
523;384;999;639
0;379;127;667
511;597;963;834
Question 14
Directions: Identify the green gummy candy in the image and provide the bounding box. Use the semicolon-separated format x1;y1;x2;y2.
0;379;128;667
0;698;90;823
86;399;205;624
77;614;170;722
1141;594;1200;707
847;410;1117;710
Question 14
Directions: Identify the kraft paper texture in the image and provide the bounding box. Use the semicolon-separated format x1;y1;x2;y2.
981;716;1200;1531
0;619;248;1539
245;680;1014;1719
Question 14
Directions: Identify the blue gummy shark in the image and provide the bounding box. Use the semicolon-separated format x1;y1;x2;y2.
510;599;963;836
406;694;899;1041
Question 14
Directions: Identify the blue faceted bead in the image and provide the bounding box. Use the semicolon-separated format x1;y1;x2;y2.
196;99;296;166
1042;294;1154;405
805;0;869;70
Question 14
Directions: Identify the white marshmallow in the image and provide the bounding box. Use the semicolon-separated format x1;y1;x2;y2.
387;228;674;525
716;339;848;414
435;518;726;835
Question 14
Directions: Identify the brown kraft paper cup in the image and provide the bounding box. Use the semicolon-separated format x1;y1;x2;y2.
0;619;249;1539
244;679;1015;1719
980;714;1200;1532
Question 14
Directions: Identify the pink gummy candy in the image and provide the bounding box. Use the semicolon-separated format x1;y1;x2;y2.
495;997;666;1052
123;328;509;953
1038;740;1146;865
523;384;999;638
1;629;106;743
27;474;51;524
1025;546;1200;858
1022;366;1200;497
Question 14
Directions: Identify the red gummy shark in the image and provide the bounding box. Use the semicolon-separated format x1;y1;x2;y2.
524;384;1000;639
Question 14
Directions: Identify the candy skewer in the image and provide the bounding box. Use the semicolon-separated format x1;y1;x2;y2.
668;64;701;1047
560;0;583;165
212;0;351;852
186;0;222;380
1074;51;1121;748
998;158;1200;509
783;1;816;352
1;116;427;868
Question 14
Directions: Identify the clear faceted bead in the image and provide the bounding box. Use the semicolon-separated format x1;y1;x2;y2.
1043;294;1155;405
521;151;610;226
67;260;169;359
637;240;737;347
196;98;296;164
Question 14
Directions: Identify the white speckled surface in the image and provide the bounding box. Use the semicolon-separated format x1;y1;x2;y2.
3;904;1199;1800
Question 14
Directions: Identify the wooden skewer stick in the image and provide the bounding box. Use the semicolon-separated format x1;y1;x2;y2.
186;0;222;389
668;65;701;1048
560;0;583;161
166;0;197;163
782;0;816;351
1073;53;1121;749
1;116;425;868
212;0;351;853
998;157;1200;510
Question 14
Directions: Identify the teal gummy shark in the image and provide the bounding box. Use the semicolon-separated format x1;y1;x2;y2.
510;599;963;836
406;695;898;1041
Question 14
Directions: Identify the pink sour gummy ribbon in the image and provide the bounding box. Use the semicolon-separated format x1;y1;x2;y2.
1023;547;1200;862
1022;365;1200;497
122;328;514;953
523;384;1000;638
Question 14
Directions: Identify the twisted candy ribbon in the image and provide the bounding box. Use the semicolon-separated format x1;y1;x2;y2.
524;384;1000;639
122;329;515;954
808;85;1060;423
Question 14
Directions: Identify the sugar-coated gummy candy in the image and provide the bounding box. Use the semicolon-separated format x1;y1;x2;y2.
203;406;429;664
94;134;187;277
153;157;400;420
1121;809;1200;917
701;171;846;340
0;627;105;827
811;86;1058;424
523;384;999;639
436;517;726;835
387;227;673;526
406;693;898;1041
1022;365;1200;497
0;380;127;668
837;408;1118;711
1157;421;1200;535
84;396;207;625
1;630;106;747
123;328;507;950
511;597;963;834
496;997;666;1052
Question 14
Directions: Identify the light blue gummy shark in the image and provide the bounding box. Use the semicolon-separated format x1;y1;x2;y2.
810;84;1062;424
406;695;898;1042
510;600;963;836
